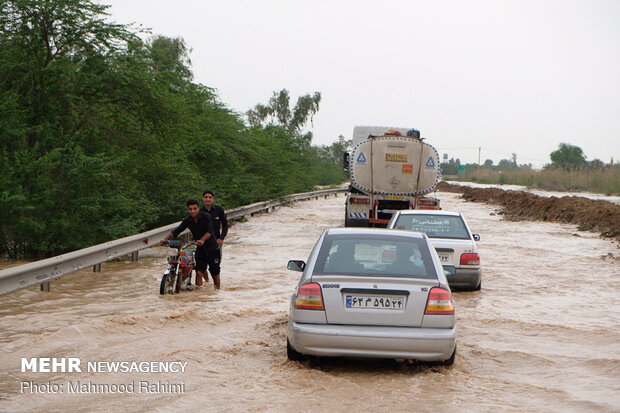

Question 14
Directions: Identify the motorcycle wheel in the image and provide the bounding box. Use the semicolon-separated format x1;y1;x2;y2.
160;272;178;295
175;269;185;293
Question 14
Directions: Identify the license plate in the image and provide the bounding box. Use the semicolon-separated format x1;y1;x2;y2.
385;195;404;201
385;153;408;163
439;255;449;262
345;295;405;310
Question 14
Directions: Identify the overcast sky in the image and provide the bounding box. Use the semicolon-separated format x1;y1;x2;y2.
104;0;619;167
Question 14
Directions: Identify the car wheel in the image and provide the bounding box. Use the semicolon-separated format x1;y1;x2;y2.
473;280;481;291
286;339;306;362
438;345;456;366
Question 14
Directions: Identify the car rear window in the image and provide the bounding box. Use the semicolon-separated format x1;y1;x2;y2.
313;234;437;279
392;214;470;240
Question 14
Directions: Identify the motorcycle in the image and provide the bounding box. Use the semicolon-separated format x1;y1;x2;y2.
160;240;197;295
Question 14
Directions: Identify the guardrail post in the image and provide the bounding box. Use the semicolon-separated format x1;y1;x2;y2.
131;251;139;261
93;263;101;272
41;282;50;292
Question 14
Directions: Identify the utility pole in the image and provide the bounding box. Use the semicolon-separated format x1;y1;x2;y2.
478;147;481;165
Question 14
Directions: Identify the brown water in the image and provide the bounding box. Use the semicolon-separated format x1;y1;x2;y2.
1;192;619;412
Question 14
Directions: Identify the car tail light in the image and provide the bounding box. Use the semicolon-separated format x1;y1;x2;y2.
425;288;455;315
460;253;480;266
295;283;324;310
350;197;369;204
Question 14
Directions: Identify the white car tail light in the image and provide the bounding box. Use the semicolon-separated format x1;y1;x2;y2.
425;287;455;315
295;283;324;310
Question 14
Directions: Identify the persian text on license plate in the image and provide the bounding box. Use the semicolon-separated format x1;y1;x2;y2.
439;255;449;262
345;295;404;310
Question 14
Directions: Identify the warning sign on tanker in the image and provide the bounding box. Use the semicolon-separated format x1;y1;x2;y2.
385;153;408;163
402;164;413;174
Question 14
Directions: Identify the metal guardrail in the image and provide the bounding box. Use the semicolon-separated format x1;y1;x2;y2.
0;188;345;296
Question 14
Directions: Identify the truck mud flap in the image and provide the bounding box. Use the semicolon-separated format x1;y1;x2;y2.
345;218;369;227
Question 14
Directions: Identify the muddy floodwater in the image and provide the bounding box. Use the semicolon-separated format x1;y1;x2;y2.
1;192;619;412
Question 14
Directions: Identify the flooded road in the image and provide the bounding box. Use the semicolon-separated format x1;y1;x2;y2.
1;192;619;412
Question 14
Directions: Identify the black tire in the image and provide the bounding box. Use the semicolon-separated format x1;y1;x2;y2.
160;272;178;295
438;345;456;366
286;339;306;362
175;270;183;293
473;280;482;291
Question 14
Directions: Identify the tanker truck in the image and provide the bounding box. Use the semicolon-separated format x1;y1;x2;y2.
344;126;441;227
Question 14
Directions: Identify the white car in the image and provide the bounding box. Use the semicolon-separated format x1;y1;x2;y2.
388;210;481;291
286;228;457;365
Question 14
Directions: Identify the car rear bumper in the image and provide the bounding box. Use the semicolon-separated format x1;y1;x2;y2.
287;320;456;361
447;267;481;289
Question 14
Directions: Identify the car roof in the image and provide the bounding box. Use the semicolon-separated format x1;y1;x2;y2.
326;227;427;239
396;210;462;217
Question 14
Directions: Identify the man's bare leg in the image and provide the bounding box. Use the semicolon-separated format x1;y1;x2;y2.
196;271;205;287
212;275;221;290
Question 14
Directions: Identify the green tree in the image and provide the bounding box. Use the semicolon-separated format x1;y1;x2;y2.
246;89;321;133
497;159;517;170
440;158;461;175
148;35;193;82
550;143;587;170
0;0;345;258
328;135;351;166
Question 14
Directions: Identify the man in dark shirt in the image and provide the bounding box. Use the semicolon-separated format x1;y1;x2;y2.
201;190;228;246
160;199;220;289
200;190;228;288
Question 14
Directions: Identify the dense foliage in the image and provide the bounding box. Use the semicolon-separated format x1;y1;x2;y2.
549;143;587;170
0;0;346;258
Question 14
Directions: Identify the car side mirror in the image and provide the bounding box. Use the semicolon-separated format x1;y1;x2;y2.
443;265;456;277
473;234;480;241
287;260;306;272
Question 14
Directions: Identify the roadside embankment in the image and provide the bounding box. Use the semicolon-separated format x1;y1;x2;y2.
437;181;620;240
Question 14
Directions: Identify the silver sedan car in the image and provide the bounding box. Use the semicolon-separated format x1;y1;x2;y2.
286;228;456;365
